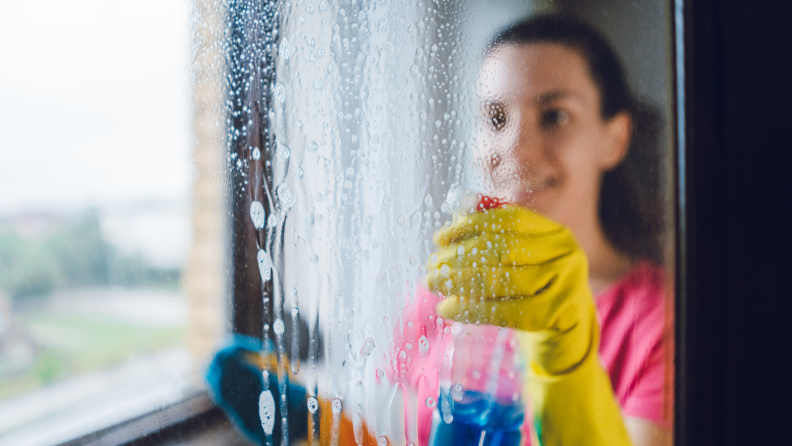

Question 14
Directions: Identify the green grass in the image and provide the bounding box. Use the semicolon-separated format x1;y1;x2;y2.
0;315;185;400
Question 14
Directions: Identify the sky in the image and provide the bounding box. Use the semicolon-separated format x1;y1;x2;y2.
0;0;191;214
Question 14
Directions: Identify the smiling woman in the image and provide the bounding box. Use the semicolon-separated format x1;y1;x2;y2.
469;15;670;445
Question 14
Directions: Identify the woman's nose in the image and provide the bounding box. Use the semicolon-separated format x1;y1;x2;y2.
484;152;501;173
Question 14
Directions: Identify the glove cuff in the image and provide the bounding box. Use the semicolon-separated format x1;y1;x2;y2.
519;308;633;446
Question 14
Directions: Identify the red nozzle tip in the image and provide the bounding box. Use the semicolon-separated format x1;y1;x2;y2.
476;195;508;211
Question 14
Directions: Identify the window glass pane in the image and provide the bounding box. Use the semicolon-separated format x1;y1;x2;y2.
214;0;676;445
0;1;227;444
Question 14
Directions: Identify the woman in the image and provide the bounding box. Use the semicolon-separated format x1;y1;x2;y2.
421;14;672;446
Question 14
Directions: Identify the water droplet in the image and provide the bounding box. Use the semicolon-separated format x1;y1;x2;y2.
268;213;278;228
295;167;304;178
273;319;285;334
392;262;400;271
451;383;464;401
304;213;314;226
377;368;386;379
418;335;430;355
379;436;389;446
442;405;453;424
319;0;328;11
313;78;324;90
252;147;261;160
424;194;434;207
277;143;290;159
425;396;436;408
361;337;375;357
306;2;314;13
259;390;276;434
332;398;343;413
307;396;318;413
280;38;291;60
310;254;319;262
275;82;286;103
343;309;354;323
257;249;272;282
308;140;318;151
440;265;450;274
277;183;295;209
397;214;407;225
292;307;299;317
250;201;265;228
418;265;426;274
410;255;418;264
358;10;367;21
383;195;392;208
334;290;343;299
456;246;465;255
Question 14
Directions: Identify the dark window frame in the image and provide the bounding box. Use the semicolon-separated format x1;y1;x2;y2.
61;0;792;443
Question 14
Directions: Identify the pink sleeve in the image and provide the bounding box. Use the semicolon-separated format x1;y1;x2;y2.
618;267;673;429
598;263;673;430
620;329;669;427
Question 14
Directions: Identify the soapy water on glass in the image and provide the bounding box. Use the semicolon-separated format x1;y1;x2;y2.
307;397;319;414
426;192;525;446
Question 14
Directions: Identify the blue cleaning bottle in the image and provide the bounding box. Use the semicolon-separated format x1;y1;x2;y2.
429;388;524;446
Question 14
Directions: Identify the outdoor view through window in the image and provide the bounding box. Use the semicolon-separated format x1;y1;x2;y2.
0;1;227;445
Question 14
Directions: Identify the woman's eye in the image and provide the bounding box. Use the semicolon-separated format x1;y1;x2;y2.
540;109;570;128
481;101;507;131
488;110;506;130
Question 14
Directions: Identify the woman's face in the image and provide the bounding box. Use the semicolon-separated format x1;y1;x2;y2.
478;43;630;227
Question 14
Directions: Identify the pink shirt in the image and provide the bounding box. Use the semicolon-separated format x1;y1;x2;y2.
394;261;673;445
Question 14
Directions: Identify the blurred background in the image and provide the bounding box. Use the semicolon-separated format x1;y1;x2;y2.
0;0;227;444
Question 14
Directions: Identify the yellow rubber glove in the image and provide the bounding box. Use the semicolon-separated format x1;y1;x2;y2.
426;204;632;446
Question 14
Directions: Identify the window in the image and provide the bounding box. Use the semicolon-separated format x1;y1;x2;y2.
220;0;676;445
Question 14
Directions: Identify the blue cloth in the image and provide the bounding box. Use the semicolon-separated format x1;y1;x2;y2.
206;335;308;444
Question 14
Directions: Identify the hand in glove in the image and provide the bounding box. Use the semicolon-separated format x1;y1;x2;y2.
426;204;633;446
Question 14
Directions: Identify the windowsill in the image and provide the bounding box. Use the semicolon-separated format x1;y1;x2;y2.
59;391;251;446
